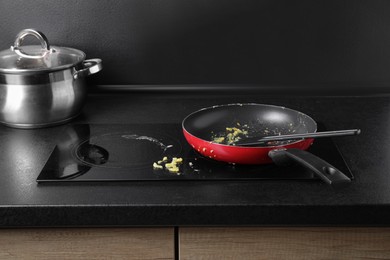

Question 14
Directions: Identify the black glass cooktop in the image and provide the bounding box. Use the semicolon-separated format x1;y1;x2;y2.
37;124;353;183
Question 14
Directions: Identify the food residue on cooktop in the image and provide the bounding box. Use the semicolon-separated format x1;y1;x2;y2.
153;156;183;174
122;134;173;151
211;123;249;145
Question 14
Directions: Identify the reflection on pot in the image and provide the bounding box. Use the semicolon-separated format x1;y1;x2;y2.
1;124;97;185
39;124;109;180
76;144;109;166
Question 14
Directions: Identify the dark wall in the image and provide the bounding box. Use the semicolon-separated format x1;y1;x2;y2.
1;0;390;85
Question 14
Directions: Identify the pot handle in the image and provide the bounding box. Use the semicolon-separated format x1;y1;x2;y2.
73;59;102;79
268;148;351;185
10;29;52;59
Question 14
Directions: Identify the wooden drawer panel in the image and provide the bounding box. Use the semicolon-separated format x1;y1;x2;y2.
0;228;174;260
180;227;390;259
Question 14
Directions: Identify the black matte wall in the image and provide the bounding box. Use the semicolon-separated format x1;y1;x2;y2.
1;0;390;86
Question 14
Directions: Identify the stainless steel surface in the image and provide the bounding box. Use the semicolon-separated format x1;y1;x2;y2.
0;29;102;128
10;29;51;59
0;29;86;74
73;59;103;79
238;129;361;146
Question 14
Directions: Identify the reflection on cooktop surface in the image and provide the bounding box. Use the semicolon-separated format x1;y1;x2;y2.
74;131;181;168
37;124;353;183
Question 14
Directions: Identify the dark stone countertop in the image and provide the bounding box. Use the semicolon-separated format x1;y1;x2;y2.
1;86;390;227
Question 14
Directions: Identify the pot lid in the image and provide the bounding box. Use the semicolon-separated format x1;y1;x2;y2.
0;29;86;74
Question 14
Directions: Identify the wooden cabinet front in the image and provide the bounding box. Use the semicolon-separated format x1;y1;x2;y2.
179;227;390;259
0;228;174;260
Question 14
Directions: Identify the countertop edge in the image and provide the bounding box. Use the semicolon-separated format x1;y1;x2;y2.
2;204;390;227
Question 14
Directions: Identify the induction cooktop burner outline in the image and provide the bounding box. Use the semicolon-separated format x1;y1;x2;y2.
37;123;353;183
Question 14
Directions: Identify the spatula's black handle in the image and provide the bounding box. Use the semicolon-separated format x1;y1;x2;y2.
268;148;351;185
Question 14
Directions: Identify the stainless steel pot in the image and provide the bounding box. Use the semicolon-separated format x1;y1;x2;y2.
0;29;102;128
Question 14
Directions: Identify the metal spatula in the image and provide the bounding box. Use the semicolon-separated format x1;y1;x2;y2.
236;129;361;146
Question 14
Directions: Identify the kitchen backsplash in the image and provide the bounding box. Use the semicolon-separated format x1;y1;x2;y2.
1;0;389;86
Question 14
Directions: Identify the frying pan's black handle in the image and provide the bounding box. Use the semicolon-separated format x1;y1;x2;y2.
268;148;351;185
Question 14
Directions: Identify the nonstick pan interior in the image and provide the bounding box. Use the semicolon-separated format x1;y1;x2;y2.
183;103;317;146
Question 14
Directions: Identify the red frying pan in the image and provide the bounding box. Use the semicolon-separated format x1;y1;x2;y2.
182;103;353;184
